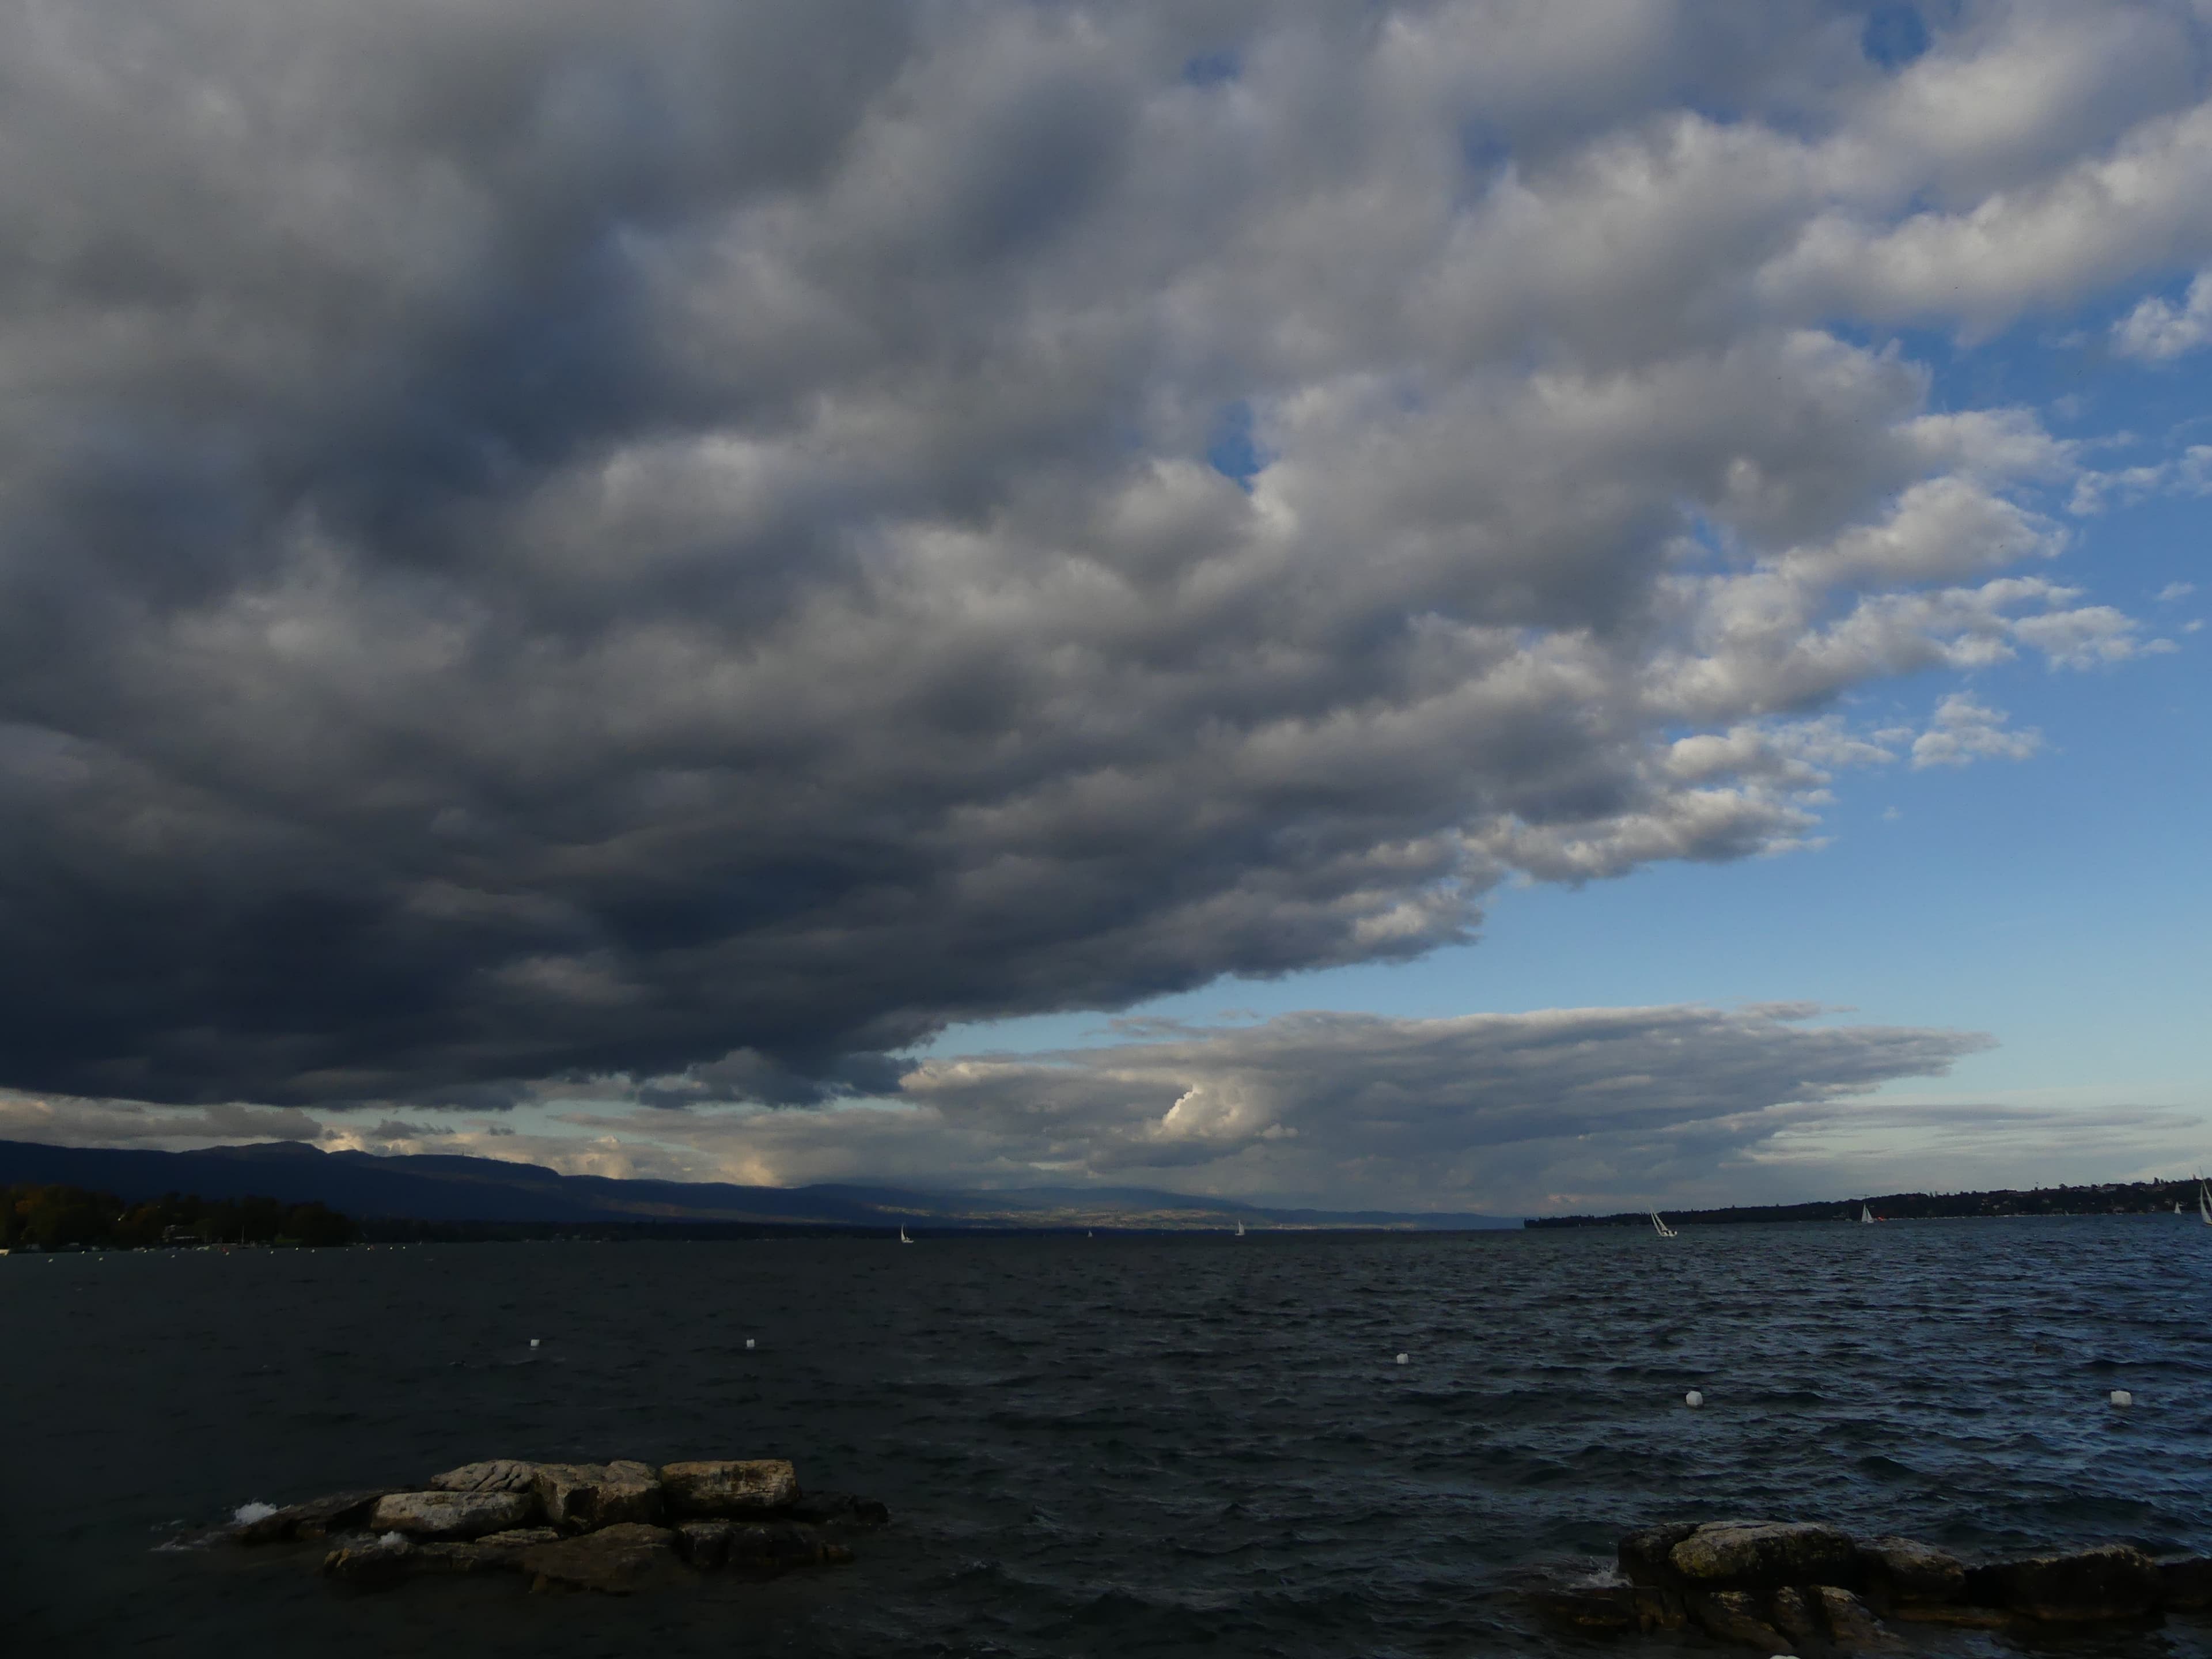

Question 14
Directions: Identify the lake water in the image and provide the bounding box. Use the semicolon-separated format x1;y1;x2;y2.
5;1219;2209;1656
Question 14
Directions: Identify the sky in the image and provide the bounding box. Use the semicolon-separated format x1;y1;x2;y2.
2;0;2210;1214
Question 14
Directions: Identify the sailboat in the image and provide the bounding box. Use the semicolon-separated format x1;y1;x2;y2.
1234;1220;1246;1238
1860;1204;1877;1224
2198;1177;2211;1227
898;1225;914;1245
1649;1209;1677;1238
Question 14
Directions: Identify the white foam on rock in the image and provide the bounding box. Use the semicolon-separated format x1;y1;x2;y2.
232;1502;278;1525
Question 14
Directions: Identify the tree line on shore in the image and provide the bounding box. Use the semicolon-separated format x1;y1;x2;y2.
1526;1176;2206;1228
1;1182;358;1250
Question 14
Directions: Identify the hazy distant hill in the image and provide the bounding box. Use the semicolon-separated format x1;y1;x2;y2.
0;1139;1514;1232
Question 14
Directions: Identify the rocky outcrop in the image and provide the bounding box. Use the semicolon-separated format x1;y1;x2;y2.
661;1459;798;1516
244;1453;881;1596
519;1523;684;1594
534;1461;665;1532
1552;1520;2195;1649
368;1490;540;1539
1964;1543;2164;1623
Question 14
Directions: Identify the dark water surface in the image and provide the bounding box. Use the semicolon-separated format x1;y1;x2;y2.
5;1219;2209;1657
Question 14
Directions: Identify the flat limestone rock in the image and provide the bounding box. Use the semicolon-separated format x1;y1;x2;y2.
235;1488;390;1544
1669;1521;1859;1592
1964;1544;2163;1623
520;1522;682;1594
660;1459;799;1516
1690;1589;1790;1650
1858;1535;1967;1609
369;1490;540;1540
533;1461;666;1532
1815;1584;1904;1650
428;1459;541;1494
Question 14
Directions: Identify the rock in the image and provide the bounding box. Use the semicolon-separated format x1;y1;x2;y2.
785;1491;891;1528
1688;1589;1790;1650
1618;1520;1702;1585
406;1527;565;1577
1528;1585;1640;1633
1630;1586;1687;1632
1887;1603;2014;1628
234;1489;390;1544
2160;1556;2212;1609
659;1459;798;1516
1669;1521;1861;1592
368;1490;540;1540
676;1518;848;1577
1813;1584;1903;1649
518;1522;683;1594
1964;1544;2164;1622
1770;1584;1819;1643
427;1459;541;1494
533;1461;665;1532
1857;1535;1966;1611
322;1533;416;1589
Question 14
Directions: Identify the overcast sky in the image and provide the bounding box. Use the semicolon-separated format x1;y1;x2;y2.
3;1;2209;1211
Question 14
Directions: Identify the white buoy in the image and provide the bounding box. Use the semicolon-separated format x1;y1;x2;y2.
2110;1389;2133;1408
745;1338;756;1350
529;1339;540;1349
1395;1352;1408;1365
1684;1390;1704;1408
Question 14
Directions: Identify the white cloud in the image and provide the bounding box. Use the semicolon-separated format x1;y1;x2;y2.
2115;269;2212;359
1909;692;2042;768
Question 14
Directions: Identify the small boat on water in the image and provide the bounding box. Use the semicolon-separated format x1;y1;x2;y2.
1235;1220;1246;1238
1861;1203;1878;1224
898;1225;914;1245
1649;1209;1676;1238
2199;1177;2211;1227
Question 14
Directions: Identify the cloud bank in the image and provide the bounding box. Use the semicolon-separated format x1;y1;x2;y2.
1;1;2205;1108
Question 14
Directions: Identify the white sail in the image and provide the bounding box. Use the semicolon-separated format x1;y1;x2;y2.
1649;1209;1677;1238
899;1225;914;1244
1235;1220;1246;1237
1861;1203;1875;1224
2199;1179;2210;1226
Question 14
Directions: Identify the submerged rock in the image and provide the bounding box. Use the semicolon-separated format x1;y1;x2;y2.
323;1533;417;1589
785;1491;892;1528
676;1518;848;1576
2160;1556;2212;1609
519;1522;684;1594
1528;1584;1641;1633
660;1459;798;1517
1668;1521;1859;1592
1964;1543;2164;1623
534;1461;665;1532
234;1489;390;1544
368;1490;540;1540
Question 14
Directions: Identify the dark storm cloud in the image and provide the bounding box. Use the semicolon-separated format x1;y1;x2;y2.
0;1;2197;1106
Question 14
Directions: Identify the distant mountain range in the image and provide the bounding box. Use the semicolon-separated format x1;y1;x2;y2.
0;1139;1516;1232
